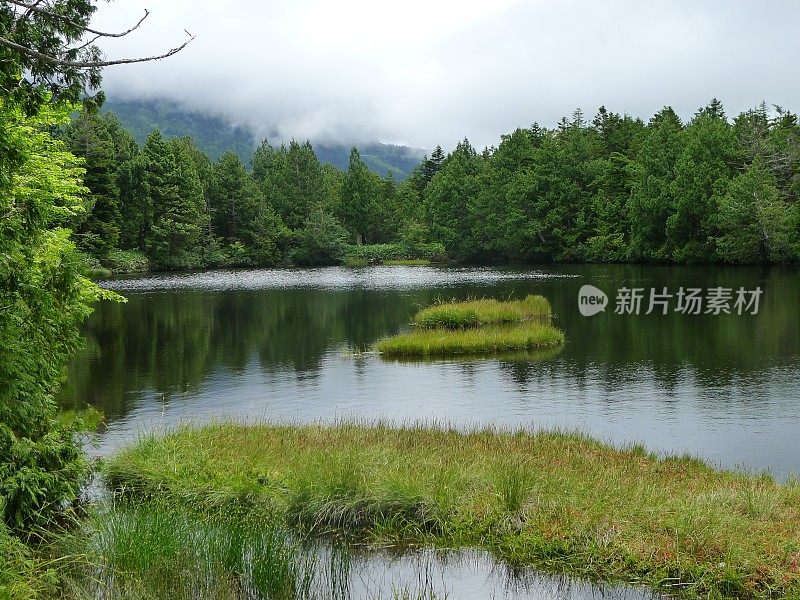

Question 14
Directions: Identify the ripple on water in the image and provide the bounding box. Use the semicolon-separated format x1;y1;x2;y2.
100;266;577;292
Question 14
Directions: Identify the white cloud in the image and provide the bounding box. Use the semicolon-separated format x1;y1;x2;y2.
93;0;800;150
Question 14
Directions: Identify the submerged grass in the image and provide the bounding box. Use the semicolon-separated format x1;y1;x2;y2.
106;422;800;600
376;322;565;356
412;295;552;329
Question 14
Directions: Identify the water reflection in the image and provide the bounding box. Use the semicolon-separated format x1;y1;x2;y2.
330;547;663;600
62;265;800;476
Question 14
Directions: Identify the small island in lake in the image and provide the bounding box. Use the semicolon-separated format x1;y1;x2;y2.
377;295;565;357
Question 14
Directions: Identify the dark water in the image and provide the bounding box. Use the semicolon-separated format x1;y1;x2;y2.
63;264;800;477
61;263;800;600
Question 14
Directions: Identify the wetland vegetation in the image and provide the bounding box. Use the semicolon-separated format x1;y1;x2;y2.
105;422;800;599
377;295;563;356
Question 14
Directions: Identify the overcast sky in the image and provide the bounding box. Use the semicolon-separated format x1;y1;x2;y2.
93;0;800;151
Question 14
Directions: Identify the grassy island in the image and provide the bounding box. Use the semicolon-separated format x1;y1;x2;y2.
376;295;564;356
376;321;565;356
106;423;800;600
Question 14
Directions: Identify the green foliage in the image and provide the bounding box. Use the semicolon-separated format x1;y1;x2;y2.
147;138;207;270
344;242;446;264
63;112;122;259
667;108;737;262
0;101;120;533
105;249;149;274
207;151;260;244
424;140;484;260
339;148;384;244
0;522;48;600
0;0;104;113
253;140;326;232
715;157;798;263
290;205;349;266
62;98;800;270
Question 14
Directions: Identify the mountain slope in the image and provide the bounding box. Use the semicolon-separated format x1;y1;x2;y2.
103;99;425;178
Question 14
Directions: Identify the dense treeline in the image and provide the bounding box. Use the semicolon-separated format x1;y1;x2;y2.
69;98;800;271
430;101;800;264
63;112;412;270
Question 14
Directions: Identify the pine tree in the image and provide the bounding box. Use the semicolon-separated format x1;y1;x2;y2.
626;107;684;261
207;151;259;243
715;157;797;263
64;112;121;259
424;139;483;259
339;147;381;244
147;140;206;269
422;145;445;184
667;110;736;261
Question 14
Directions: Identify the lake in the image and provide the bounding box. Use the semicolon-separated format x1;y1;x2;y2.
62;264;800;477
60;264;798;599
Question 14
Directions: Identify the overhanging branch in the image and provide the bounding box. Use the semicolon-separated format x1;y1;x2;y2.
7;1;151;38
0;32;195;68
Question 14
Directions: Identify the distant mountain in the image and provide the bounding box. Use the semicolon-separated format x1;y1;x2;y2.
102;99;426;179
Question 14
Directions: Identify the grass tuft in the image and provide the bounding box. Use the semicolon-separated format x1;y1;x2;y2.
376;322;565;357
59;501;315;600
412;295;552;330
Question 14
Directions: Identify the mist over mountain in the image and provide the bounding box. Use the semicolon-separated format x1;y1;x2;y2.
102;99;426;179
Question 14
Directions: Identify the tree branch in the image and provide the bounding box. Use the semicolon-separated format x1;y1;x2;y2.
7;1;151;39
0;32;195;68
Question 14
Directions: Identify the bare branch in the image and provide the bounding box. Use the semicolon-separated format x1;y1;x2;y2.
6;1;151;39
0;32;195;68
70;32;102;53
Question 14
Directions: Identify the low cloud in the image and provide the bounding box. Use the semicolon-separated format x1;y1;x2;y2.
94;0;800;150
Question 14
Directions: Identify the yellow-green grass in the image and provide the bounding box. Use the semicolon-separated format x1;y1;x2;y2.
0;523;51;600
106;422;800;599
376;322;564;357
344;257;369;268
383;259;432;266
412;295;552;330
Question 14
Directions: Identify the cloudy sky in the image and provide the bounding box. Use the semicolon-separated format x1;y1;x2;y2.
93;0;800;150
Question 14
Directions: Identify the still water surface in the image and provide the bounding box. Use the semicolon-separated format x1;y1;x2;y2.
63;264;800;477
60;264;798;600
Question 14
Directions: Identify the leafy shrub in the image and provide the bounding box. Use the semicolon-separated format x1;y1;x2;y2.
291;207;349;266
344;242;447;264
105;249;149;274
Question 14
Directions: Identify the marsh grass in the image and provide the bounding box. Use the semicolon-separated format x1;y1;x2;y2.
107;422;800;599
376;322;565;356
412;295;552;330
59;501;316;600
344;257;369;268
0;523;50;600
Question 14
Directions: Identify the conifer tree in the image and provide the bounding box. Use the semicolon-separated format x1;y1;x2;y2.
64;112;121;258
147;140;205;269
339;147;381;244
